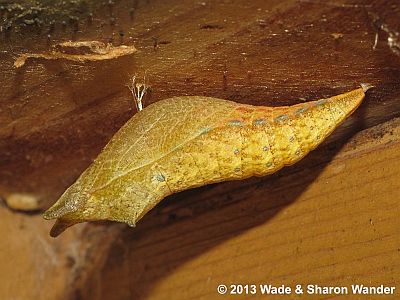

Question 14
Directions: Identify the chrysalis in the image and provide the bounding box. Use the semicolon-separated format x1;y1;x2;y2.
44;85;371;237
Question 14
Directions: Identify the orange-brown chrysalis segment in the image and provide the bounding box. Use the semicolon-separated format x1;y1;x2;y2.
44;85;371;237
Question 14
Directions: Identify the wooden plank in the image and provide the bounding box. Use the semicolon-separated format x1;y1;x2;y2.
1;117;398;300
0;0;399;299
1;0;400;208
72;117;400;300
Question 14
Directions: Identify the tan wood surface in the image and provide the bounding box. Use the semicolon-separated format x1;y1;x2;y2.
81;119;400;299
0;0;399;299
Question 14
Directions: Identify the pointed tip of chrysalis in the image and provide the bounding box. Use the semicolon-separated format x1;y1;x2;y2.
49;218;80;238
360;83;374;93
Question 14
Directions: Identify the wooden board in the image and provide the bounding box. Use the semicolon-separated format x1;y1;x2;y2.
78;118;400;299
0;0;399;299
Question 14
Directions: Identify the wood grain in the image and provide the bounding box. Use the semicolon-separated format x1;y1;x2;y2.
1;0;400;209
0;0;399;299
68;117;400;300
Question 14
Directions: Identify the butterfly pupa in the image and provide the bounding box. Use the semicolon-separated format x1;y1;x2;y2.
44;84;372;237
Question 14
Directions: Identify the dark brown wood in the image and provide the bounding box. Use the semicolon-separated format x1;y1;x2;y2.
1;0;400;209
